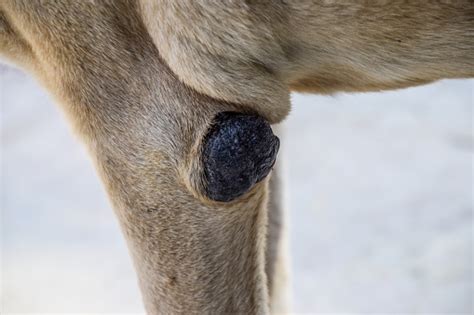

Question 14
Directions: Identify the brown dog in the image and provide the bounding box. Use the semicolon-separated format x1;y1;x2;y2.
1;1;473;314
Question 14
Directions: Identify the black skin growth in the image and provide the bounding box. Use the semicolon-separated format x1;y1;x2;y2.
202;111;280;202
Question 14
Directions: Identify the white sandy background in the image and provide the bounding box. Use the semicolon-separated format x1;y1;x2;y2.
1;65;472;314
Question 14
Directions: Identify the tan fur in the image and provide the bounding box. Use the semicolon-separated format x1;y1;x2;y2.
1;1;472;314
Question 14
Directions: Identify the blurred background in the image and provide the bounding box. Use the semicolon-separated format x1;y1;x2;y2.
1;64;472;313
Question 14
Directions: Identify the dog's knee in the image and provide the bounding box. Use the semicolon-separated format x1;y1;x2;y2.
199;112;280;202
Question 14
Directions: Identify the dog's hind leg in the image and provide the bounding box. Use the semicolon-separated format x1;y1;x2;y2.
266;125;291;314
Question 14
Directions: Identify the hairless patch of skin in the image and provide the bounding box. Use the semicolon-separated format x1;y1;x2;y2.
202;112;280;202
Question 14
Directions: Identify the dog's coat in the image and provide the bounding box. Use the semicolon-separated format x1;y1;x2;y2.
1;1;472;313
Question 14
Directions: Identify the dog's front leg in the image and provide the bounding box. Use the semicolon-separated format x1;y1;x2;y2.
0;2;282;313
91;92;278;314
65;63;279;313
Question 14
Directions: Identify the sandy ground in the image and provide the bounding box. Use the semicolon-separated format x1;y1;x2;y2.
1;65;472;314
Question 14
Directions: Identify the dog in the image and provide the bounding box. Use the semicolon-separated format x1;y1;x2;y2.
1;1;472;313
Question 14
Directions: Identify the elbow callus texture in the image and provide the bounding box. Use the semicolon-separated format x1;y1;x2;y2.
202;112;280;202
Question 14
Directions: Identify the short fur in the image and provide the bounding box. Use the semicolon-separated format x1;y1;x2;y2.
1;1;473;314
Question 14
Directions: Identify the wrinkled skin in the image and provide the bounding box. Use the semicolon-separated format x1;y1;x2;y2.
202;112;280;202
